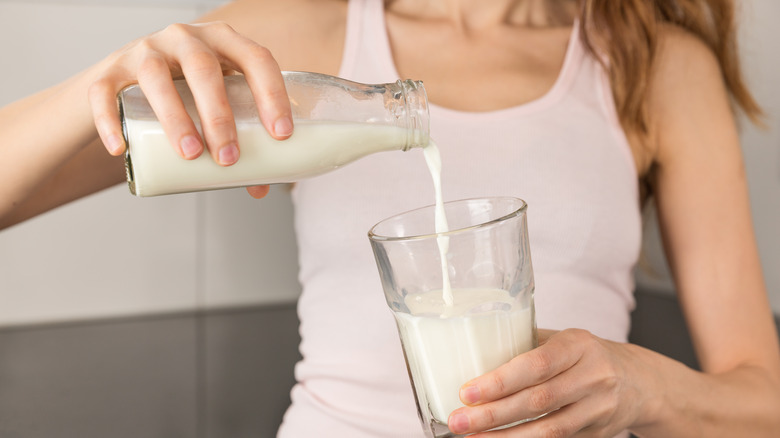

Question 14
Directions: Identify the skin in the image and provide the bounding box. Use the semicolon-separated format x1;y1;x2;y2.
0;0;778;436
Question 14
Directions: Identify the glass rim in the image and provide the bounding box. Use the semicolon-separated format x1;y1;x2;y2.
367;196;527;242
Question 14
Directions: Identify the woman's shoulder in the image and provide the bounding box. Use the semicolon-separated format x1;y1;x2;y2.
198;0;349;74
645;23;732;163
653;23;721;81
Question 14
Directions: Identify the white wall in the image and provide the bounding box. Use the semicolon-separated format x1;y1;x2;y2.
0;0;301;327
0;0;778;328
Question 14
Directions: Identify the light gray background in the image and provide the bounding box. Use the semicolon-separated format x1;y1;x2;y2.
0;0;778;328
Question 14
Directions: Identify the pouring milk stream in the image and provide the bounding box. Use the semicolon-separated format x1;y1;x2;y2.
422;141;454;307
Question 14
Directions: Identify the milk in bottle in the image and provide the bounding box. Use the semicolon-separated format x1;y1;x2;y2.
119;72;429;196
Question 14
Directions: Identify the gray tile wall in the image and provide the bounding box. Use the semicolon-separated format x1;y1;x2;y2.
0;304;301;438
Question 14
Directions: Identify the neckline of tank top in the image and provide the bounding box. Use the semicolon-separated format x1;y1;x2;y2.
365;5;584;122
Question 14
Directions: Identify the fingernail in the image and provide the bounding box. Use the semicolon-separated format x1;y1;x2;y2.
449;413;470;434
460;385;481;404
180;135;202;159
107;134;125;155
273;117;293;137
218;143;239;165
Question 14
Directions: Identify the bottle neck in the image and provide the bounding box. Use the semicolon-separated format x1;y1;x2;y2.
391;79;430;150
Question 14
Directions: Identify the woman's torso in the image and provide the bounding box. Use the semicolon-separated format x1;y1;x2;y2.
248;0;644;436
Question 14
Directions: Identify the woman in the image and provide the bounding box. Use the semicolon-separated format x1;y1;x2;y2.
1;0;778;436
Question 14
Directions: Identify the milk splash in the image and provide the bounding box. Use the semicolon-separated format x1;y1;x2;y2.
422;141;454;307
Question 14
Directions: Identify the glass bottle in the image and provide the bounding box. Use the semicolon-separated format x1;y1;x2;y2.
119;72;429;197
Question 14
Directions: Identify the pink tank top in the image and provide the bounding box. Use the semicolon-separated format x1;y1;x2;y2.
280;1;641;436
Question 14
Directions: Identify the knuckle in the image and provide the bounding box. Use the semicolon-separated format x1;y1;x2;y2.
563;328;600;352
528;386;556;413
490;372;506;396
163;22;192;38
155;109;187;126
529;349;554;379
245;45;282;75
599;370;621;397
87;77;113;101
478;405;497;428
137;55;168;80
205;113;237;131
603;392;620;417
210;20;236;34
185;51;221;77
254;95;290;127
537;423;568;438
133;37;156;53
261;86;290;108
575;326;598;346
247;43;273;62
565;327;592;342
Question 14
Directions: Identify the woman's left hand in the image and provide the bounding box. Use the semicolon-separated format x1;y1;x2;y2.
448;328;659;437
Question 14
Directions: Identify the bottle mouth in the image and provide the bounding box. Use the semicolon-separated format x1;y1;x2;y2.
398;79;430;150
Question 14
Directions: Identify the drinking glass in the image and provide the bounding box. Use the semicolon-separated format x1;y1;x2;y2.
368;197;537;437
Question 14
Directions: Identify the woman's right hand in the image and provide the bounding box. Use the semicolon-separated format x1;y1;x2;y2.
88;21;293;168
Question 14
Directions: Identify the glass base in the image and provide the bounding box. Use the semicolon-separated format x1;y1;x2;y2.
425;418;458;438
423;415;543;438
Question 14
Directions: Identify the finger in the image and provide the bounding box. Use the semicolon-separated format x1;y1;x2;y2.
136;51;204;160
88;77;127;156
240;47;293;139
246;185;270;199
177;44;239;166
465;401;597;438
460;329;586;405
205;26;292;139
452;354;595;433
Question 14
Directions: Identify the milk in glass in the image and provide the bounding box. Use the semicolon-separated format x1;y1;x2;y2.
394;288;535;424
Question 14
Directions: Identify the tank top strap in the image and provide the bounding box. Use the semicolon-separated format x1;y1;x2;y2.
339;0;406;83
338;0;366;78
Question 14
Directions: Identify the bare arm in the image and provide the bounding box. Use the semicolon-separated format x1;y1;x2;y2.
0;0;346;230
629;26;780;437
0;66;121;230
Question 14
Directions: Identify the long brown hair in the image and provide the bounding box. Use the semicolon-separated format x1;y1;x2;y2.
579;0;762;140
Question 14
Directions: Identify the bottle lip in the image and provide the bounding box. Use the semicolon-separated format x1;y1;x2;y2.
398;79;430;150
